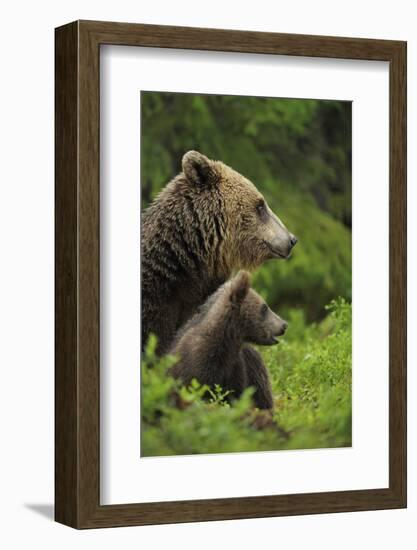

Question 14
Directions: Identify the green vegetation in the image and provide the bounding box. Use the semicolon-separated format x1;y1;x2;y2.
141;299;351;456
141;92;352;453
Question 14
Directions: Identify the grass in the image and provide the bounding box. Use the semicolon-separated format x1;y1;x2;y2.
141;298;352;457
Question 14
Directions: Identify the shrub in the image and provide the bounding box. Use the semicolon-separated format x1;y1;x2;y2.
141;299;351;456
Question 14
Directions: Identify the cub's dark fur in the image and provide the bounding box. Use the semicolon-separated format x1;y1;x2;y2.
141;151;296;353
169;271;288;410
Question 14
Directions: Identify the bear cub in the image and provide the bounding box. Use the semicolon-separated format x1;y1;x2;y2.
169;271;287;410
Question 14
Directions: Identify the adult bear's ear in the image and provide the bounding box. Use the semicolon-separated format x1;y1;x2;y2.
230;271;250;305
182;150;216;187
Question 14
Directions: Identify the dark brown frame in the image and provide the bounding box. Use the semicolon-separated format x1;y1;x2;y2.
55;20;407;529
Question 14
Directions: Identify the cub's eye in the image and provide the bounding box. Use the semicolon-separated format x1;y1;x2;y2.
261;303;268;318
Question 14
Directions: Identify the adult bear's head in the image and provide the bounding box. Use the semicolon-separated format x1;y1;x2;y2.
181;150;297;272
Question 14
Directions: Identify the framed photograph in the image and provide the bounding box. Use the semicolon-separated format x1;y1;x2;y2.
55;20;406;528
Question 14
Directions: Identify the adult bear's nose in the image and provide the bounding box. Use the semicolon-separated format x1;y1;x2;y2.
290;235;298;248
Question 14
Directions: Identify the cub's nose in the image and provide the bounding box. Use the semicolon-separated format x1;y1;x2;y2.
277;320;288;336
290;235;298;248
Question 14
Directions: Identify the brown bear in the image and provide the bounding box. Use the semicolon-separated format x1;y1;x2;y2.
141;150;297;353
169;271;288;410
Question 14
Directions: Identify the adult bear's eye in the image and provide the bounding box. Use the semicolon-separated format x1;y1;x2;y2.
261;303;268;318
256;200;268;221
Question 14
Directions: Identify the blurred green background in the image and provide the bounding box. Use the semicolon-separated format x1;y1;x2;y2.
141;91;352;323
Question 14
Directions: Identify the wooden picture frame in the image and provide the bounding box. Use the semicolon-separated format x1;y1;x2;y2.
55;20;407;529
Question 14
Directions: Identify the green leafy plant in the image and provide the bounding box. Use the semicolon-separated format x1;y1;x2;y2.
141;299;351;456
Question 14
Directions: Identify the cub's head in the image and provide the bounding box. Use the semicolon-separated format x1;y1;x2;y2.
182;150;297;271
228;271;288;346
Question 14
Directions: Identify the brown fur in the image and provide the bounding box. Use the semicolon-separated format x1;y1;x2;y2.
169;272;288;410
141;151;296;353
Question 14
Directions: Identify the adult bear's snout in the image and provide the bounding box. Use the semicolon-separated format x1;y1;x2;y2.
289;234;298;248
265;208;298;259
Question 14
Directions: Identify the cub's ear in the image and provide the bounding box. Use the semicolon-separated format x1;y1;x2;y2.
230;271;250;305
182;150;216;187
